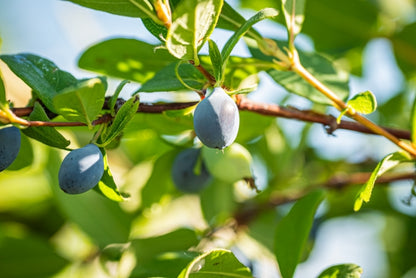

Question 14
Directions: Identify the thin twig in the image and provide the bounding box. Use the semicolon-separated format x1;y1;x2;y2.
234;171;416;226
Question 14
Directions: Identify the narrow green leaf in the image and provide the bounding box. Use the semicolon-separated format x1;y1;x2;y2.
94;150;127;202
280;0;306;40
166;0;223;63
0;70;5;104
65;0;162;22
217;2;263;41
137;62;205;93
178;249;253;277
354;151;411;211
0;53;77;113
53;77;106;128
109;80;130;114
347;90;377;114
101;96;140;146
275;190;326;278
221;8;279;64
22;102;70;149
78;38;177;83
411;94;416;144
208;39;223;83
317;263;363;278
142;17;169;41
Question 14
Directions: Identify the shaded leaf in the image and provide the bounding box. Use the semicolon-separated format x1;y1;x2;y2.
78;38;177;83
137;62;206;92
0;70;5;104
317;263;363;278
0;233;68;278
22;102;70;149
392;22;416;78
53;77;106;128
354;151;412;211
166;0;223;63
0;53;77;113
208;39;223;83
65;0;161;22
275;190;326;278
178;249;253;277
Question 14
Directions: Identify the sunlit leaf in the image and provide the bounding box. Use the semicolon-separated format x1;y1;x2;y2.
178;249;253;277
317;263;363;278
354;151;412;211
53;77;106;128
166;0;223;63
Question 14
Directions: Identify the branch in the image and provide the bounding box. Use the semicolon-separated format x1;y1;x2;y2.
9;98;411;140
234;171;416;226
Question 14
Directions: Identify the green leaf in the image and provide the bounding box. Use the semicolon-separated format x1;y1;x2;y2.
142;17;169;41
0;53;77;113
0;70;5;104
217;2;263;41
47;149;132;248
354;151;412;211
140;150;179;208
280;0;306;40
221;8;279;65
94;150;127;202
200;179;236;225
131;251;199;278
22;102;70;149
53;77;106;128
248;42;350;105
101;96;140;146
65;0;162;23
7;134;34;171
132;228;199;262
166;0;223;63
302;0;378;55
412;94;416;144
137;62;206;92
0;232;68;278
393;22;416;78
347;91;377;114
208;39;223;83
317;263;363;278
275;190;326;278
78;38;177;83
178;249;253;277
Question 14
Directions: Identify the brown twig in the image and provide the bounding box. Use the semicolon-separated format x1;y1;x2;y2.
10;98;412;140
234;171;416;226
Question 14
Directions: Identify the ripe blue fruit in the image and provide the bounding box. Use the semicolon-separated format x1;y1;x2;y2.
171;148;212;193
193;87;239;149
0;126;21;172
58;144;104;194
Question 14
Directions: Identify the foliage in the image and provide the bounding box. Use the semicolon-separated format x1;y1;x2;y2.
1;0;416;277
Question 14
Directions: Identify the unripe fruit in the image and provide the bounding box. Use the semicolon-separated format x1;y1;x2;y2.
193;87;239;149
58;144;104;194
0;126;21;172
171;148;212;193
202;143;252;183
